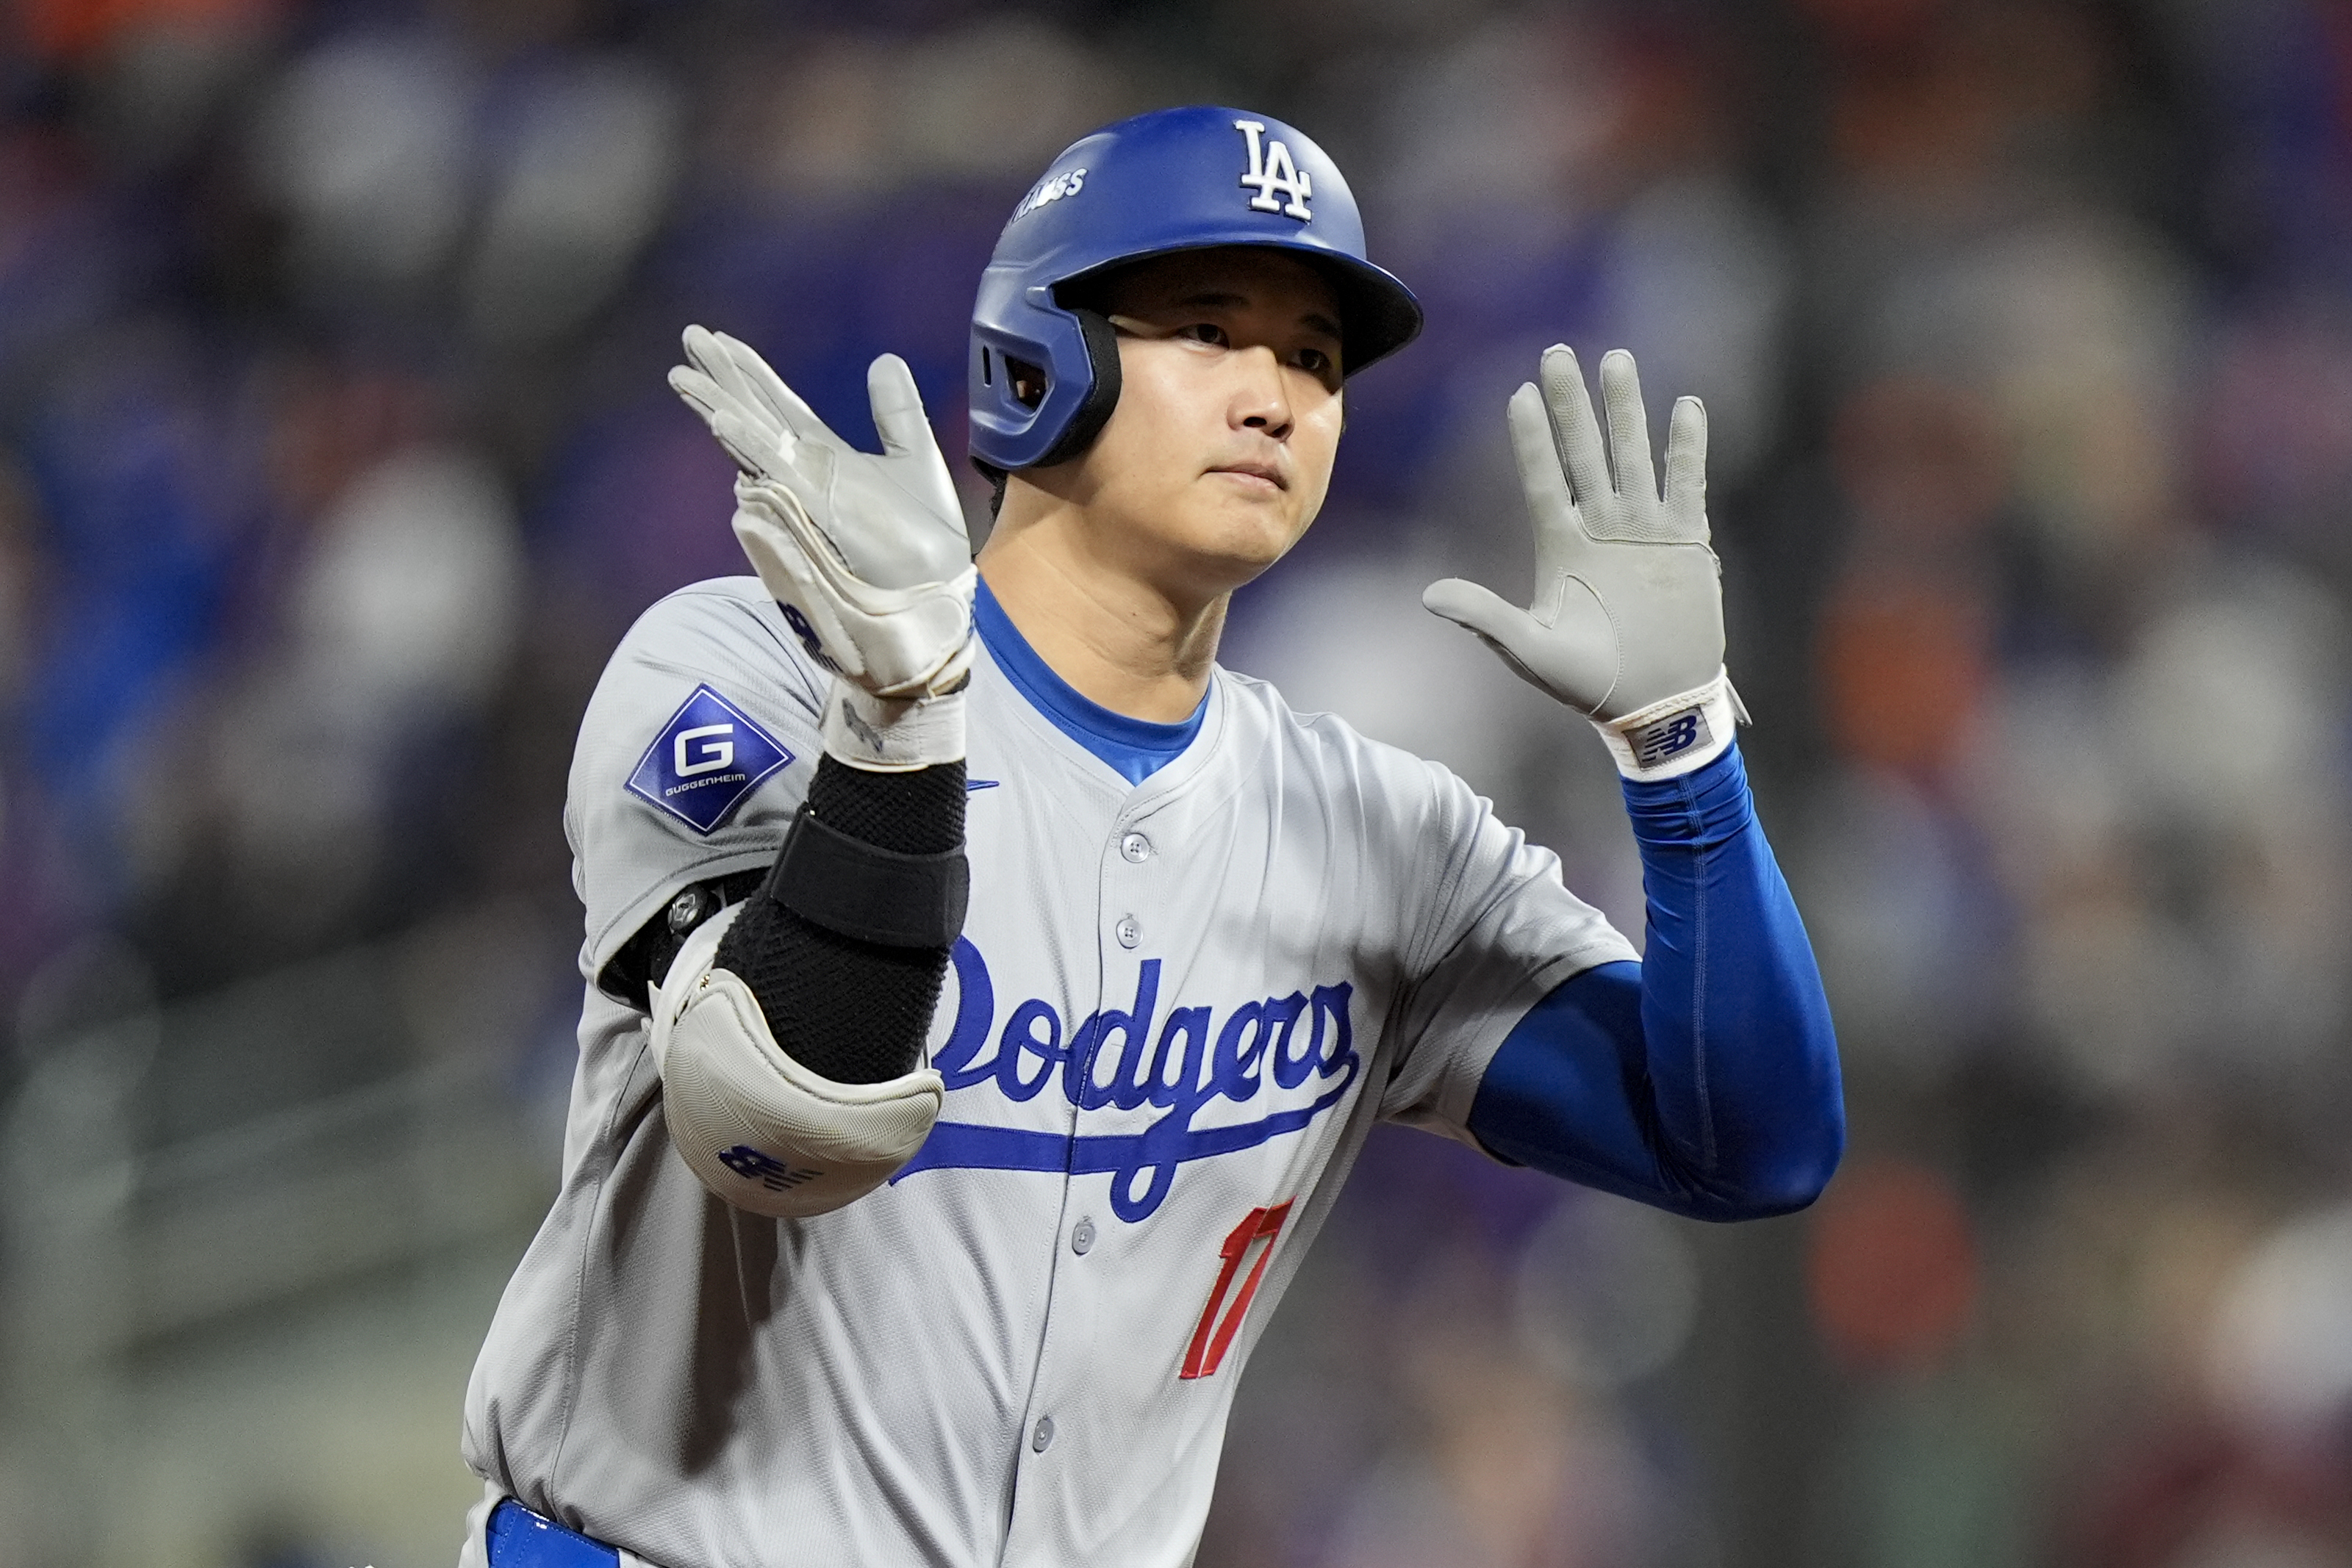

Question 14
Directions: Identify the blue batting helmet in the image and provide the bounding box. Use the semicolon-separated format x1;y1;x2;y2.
968;105;1423;472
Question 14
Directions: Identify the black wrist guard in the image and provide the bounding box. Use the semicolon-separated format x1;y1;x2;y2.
765;807;970;949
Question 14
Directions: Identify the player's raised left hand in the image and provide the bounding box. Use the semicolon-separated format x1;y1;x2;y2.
1422;345;1743;780
670;327;976;705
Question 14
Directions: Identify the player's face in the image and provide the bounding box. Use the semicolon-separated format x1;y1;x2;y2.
1022;248;1346;601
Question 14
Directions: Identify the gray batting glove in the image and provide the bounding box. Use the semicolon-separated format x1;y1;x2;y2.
1423;345;1744;780
670;327;976;770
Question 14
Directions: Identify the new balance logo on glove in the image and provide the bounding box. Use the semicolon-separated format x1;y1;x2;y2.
1629;707;1709;770
717;1145;824;1193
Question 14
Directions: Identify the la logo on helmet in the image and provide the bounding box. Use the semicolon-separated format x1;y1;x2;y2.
1234;120;1312;220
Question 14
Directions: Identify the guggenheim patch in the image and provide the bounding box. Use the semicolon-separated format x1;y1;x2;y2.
627;684;794;834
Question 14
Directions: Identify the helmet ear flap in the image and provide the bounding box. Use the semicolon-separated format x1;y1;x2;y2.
1028;309;1123;469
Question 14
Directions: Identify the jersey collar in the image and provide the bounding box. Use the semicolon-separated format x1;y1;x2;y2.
973;575;1208;787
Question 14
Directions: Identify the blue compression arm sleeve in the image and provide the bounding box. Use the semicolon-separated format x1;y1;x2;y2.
1467;744;1843;1220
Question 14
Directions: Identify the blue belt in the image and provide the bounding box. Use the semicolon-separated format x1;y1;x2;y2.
487;1499;621;1568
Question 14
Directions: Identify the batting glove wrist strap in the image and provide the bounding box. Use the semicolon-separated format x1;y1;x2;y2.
1592;667;1747;781
821;681;966;772
766;805;970;949
650;905;944;1219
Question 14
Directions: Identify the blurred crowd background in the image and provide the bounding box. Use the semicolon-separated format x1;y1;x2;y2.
2;0;2351;1564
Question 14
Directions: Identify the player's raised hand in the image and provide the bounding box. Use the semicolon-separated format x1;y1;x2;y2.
670;327;969;589
669;328;977;728
1422;346;1742;779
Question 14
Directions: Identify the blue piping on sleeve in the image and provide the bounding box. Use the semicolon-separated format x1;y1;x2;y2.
1467;744;1844;1220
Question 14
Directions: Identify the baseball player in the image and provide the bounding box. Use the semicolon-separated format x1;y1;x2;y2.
459;105;1840;1568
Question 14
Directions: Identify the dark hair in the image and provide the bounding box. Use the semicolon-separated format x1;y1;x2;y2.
975;460;1009;519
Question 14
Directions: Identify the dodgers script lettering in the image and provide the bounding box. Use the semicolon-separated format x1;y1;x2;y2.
897;938;1360;1222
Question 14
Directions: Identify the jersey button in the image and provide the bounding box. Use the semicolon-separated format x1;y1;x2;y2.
1115;916;1141;949
1071;1217;1096;1255
1119;831;1152;863
1032;1415;1056;1453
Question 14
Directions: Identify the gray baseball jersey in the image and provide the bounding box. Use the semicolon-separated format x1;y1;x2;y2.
462;575;1637;1568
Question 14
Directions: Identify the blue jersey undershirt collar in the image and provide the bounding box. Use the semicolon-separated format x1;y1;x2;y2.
974;575;1207;786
